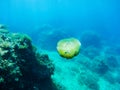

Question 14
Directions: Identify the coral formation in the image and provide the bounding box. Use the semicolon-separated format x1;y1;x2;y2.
0;26;56;90
57;38;81;59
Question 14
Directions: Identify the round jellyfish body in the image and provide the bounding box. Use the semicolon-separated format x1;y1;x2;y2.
57;38;81;59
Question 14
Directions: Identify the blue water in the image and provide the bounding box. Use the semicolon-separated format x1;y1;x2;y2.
0;0;120;90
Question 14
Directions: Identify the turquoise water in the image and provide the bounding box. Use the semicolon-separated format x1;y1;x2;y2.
0;0;120;90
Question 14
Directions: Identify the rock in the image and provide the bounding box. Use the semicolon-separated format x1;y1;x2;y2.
0;26;56;90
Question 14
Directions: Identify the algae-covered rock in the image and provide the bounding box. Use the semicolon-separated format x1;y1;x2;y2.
57;38;81;59
0;26;56;90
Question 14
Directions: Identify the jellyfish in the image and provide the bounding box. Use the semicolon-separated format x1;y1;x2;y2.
57;38;81;59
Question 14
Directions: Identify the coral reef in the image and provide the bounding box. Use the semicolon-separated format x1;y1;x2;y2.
0;25;56;90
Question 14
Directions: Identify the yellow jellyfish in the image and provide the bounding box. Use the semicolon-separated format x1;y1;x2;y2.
57;38;81;59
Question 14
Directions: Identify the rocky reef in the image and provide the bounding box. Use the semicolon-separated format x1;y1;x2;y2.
0;25;56;90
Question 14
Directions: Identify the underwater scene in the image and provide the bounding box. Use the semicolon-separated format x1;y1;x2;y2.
0;0;120;90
